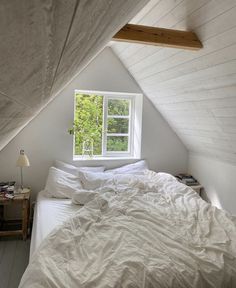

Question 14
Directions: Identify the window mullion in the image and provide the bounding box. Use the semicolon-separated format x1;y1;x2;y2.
107;115;130;119
102;96;108;156
106;133;129;137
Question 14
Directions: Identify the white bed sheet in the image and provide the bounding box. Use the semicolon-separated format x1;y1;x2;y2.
30;190;82;259
21;172;236;288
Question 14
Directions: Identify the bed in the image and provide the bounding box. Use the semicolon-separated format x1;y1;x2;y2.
30;190;82;259
20;163;236;288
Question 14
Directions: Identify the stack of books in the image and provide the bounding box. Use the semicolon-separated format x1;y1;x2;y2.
0;181;16;194
175;174;199;186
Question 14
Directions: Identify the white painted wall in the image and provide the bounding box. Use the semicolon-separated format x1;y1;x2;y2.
188;153;236;215
0;47;187;201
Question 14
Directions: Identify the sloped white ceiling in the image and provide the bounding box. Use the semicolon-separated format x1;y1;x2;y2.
111;0;236;164
0;0;149;151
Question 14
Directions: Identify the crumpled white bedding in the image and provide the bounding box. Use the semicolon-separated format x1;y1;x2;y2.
20;172;236;288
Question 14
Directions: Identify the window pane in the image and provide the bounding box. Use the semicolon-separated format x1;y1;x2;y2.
108;99;130;116
107;136;128;152
107;118;129;134
74;93;103;156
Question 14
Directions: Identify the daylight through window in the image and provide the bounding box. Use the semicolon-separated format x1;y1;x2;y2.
73;91;142;159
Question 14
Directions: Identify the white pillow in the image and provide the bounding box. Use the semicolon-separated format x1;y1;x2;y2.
78;166;105;173
79;172;113;190
79;171;146;190
45;167;82;198
72;190;99;205
54;160;105;176
105;160;148;174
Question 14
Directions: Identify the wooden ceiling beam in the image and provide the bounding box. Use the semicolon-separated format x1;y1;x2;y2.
112;24;203;51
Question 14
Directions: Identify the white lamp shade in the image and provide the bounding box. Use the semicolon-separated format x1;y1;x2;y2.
16;150;30;167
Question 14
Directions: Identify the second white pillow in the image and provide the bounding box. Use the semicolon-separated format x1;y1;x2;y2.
105;160;148;174
79;171;147;191
45;167;82;198
54;160;105;176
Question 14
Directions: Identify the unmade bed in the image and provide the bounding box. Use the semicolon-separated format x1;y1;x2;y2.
21;166;236;288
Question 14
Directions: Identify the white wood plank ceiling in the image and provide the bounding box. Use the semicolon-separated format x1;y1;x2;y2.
0;0;149;151
111;0;236;164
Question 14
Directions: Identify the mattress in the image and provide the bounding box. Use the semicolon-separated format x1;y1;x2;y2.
30;190;82;259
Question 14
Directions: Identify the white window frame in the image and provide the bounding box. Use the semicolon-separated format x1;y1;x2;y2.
103;95;133;157
73;90;143;161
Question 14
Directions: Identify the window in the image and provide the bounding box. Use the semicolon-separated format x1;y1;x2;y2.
73;90;142;160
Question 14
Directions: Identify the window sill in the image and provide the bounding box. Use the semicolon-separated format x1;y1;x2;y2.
73;156;140;161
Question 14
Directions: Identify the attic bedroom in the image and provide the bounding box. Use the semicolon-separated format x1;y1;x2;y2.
0;0;236;287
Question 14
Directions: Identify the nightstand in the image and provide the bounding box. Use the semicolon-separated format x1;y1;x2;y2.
0;190;31;240
189;185;202;196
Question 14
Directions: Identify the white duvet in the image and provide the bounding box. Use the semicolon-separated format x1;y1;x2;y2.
20;172;236;288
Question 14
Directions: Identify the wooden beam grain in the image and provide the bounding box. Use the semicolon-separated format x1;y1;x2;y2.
113;24;203;51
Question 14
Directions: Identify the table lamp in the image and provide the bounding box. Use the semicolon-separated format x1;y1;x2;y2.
16;149;30;191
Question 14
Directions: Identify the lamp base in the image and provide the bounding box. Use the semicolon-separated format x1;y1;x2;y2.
16;187;30;194
22;187;30;193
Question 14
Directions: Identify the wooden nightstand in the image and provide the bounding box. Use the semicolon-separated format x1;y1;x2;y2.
189;185;202;196
0;190;31;240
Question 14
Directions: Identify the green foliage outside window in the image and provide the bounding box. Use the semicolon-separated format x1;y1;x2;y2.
107;118;129;133
73;93;103;155
108;99;129;115
107;136;128;151
69;93;130;156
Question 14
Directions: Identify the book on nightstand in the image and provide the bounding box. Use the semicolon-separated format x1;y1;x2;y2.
0;181;16;194
175;174;199;186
